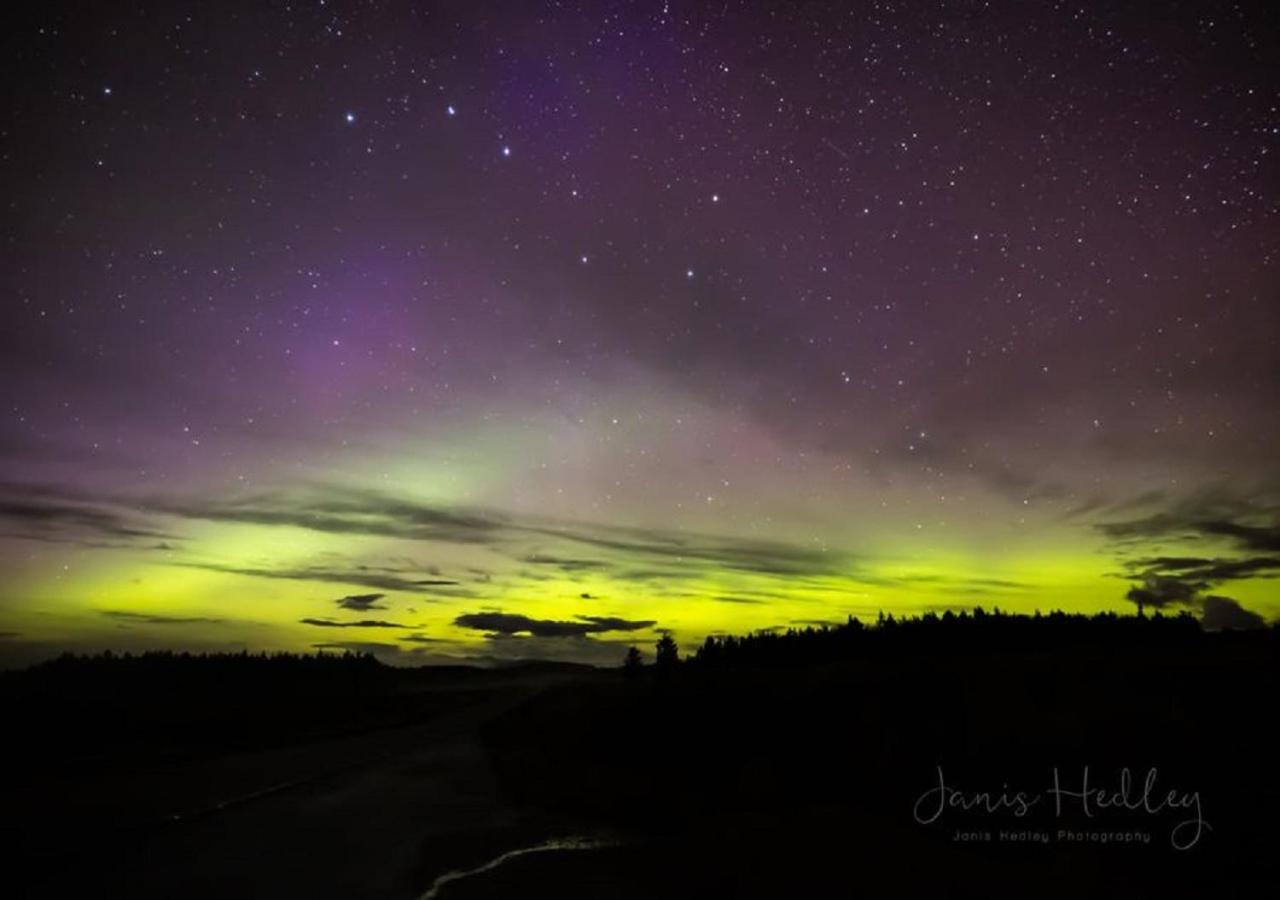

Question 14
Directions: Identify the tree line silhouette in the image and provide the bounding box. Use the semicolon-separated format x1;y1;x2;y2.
4;648;387;700
0;648;594;768
624;607;1273;672
492;605;1279;899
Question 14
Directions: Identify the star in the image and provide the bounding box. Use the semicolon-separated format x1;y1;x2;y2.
344;112;356;124
446;105;456;116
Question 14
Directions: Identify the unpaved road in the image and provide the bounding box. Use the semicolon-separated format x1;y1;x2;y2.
11;674;587;899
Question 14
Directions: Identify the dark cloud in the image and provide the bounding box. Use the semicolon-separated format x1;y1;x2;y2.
398;634;440;643
1134;556;1215;571
146;485;507;545
1200;521;1280;553
0;482;174;544
715;595;768;605
186;487;850;578
300;618;412;629
1103;514;1280;553
454;611;656;638
1125;576;1203;610
1100;490;1280;626
101;610;223;625
527;523;848;577
612;568;690;582
0;530;128;550
1200;596;1267;631
523;554;611;571
1132;556;1280;582
1121;554;1280;615
1098;513;1195;542
962;578;1027;589
174;562;465;595
577;615;656;631
1187;558;1276;580
1097;487;1280;553
2;481;851;592
848;571;1027;594
335;593;387;611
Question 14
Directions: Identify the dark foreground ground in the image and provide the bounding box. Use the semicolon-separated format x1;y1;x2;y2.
2;627;1277;898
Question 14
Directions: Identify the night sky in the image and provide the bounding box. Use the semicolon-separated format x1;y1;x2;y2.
2;1;1277;666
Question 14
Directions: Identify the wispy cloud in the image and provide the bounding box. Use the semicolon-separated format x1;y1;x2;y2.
101;610;223;625
300;618;414;629
175;562;468;595
149;484;852;579
0;481;857;592
0;482;175;545
148;485;506;545
525;523;848;577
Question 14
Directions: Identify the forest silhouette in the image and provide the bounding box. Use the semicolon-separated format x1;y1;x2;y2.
3;609;1276;898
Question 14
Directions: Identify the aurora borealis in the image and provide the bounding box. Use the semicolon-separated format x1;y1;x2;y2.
1;1;1277;667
